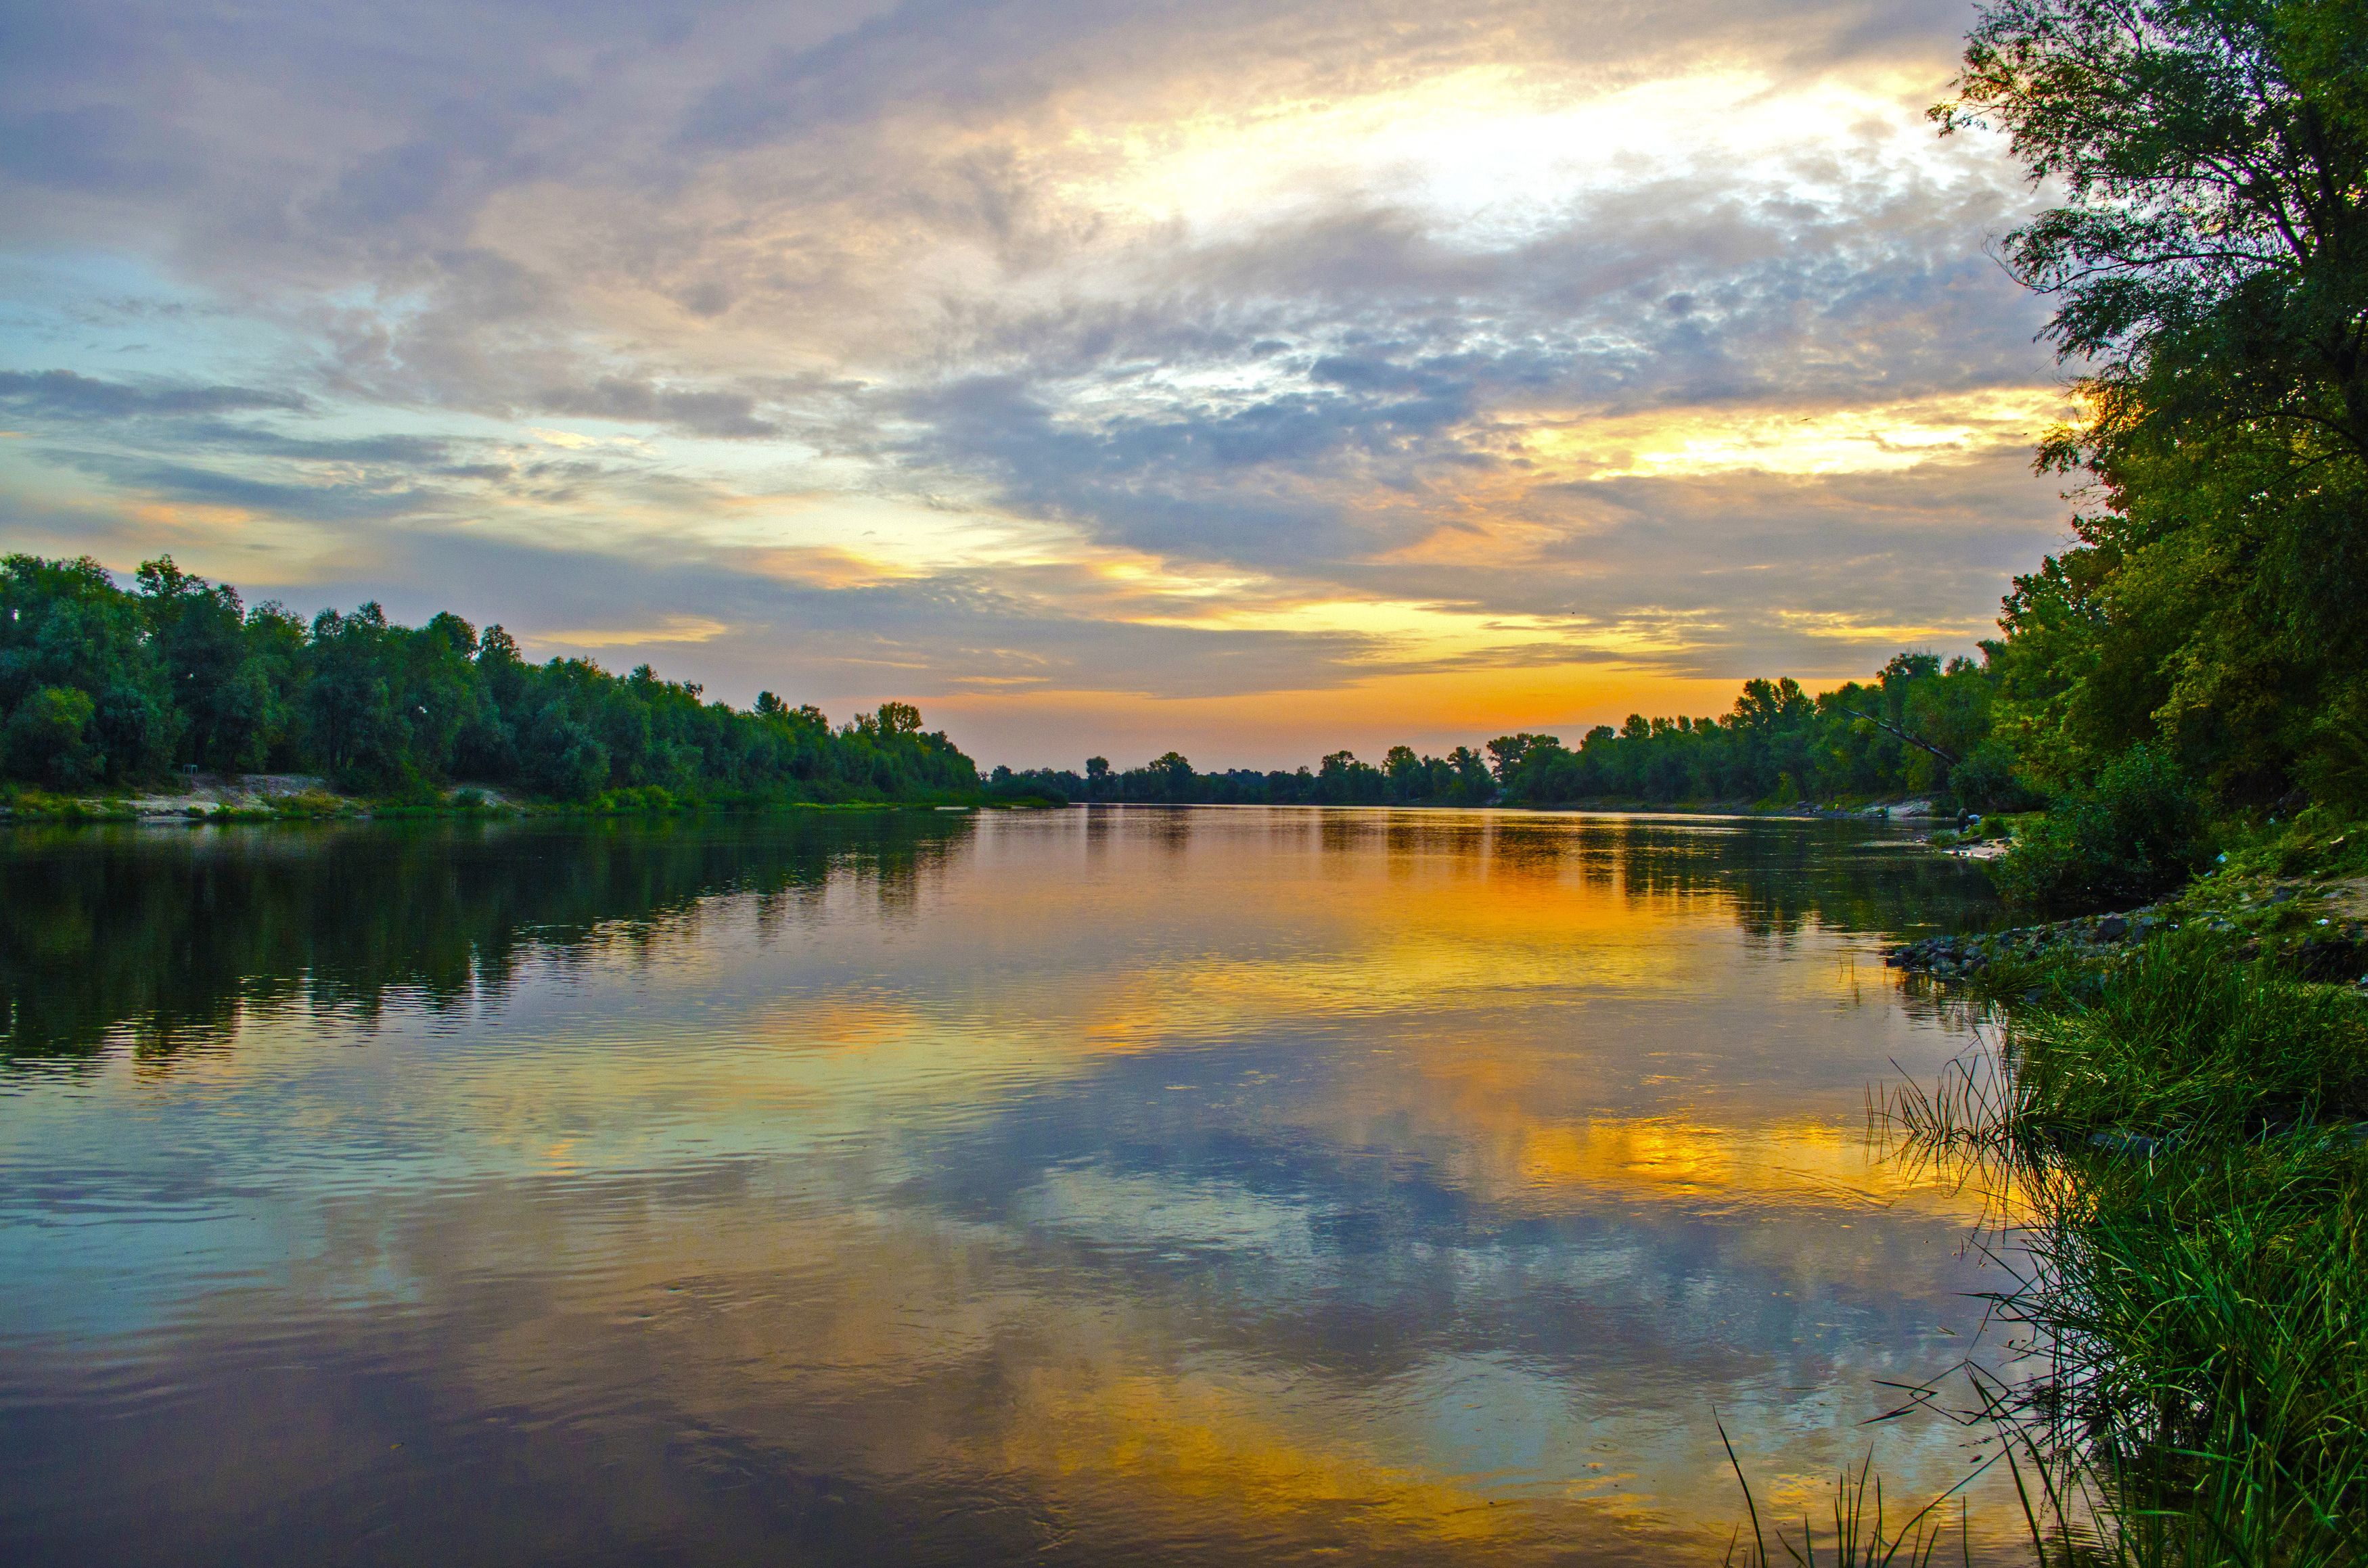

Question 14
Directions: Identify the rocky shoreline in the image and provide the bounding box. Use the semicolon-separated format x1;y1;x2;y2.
1886;876;2368;986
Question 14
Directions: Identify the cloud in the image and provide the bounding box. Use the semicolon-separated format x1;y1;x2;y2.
41;451;446;523
535;377;779;438
0;370;308;419
0;106;196;195
0;0;2074;764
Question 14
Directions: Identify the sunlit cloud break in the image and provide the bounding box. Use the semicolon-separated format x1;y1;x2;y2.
0;0;2068;768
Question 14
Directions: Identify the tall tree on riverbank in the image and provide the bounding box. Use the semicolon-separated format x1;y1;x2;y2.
1938;0;2368;807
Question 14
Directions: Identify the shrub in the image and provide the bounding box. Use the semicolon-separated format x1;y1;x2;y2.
2300;676;2368;817
985;775;1068;806
5;687;101;789
1988;744;2209;911
1946;738;2040;812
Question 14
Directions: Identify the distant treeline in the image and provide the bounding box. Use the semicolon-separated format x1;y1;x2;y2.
1;554;978;803
999;651;2018;810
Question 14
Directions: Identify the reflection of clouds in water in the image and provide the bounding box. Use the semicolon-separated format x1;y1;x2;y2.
3;1163;2000;1561
0;812;2030;1562
1016;1163;1323;1262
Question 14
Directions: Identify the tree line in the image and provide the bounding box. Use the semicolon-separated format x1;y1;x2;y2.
996;649;2014;810
0;554;978;803
6;542;2015;814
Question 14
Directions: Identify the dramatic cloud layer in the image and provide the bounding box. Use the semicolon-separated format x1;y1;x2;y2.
0;0;2070;766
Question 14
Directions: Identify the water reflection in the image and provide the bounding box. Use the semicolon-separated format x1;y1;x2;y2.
0;808;2022;1565
0;813;972;1059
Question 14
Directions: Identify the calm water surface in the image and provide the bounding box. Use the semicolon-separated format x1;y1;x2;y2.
1;808;2022;1564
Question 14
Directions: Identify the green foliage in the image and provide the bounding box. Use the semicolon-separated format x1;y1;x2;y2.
1940;0;2368;810
1490;655;2004;808
1903;27;2368;1542
2300;674;2368;816
137;557;283;773
1940;0;2368;467
1988;745;2210;911
0;553;978;804
1;553;179;783
983;768;1068;806
1893;929;2368;1565
2016;934;2368;1136
1008;743;1493;806
2036;1139;2368;1568
1950;739;2040;813
1007;654;2022;810
5;685;100;788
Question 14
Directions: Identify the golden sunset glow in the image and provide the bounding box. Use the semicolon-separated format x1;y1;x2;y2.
1509;388;2072;480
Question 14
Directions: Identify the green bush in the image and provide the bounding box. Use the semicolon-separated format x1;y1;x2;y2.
2300;676;2368;818
985;775;1068;806
1989;745;2210;911
5;687;101;789
1946;738;2040;812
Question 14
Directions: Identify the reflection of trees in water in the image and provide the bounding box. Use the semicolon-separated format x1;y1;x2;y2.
1266;808;1997;942
3;808;1994;1063
0;816;974;1061
1591;818;1999;943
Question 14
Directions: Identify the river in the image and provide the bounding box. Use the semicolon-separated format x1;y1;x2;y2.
0;807;2029;1564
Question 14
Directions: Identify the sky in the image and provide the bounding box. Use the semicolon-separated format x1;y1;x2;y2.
0;0;2072;771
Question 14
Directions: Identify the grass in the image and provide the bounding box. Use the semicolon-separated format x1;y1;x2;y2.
0;787;141;821
2016;1136;2368;1567
2007;934;2368;1140
1877;915;2368;1567
1718;1415;1980;1567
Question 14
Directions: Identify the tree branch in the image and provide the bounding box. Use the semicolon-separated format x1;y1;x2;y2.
1842;710;1963;766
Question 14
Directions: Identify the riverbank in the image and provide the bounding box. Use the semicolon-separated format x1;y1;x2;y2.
0;775;984;823
1886;876;2368;988
1498;793;1959;820
1883;814;2368;1562
1886;827;2368;989
0;781;1980;825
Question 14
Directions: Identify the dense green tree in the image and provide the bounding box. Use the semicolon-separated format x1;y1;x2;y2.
136;558;280;772
5;687;99;787
0;554;978;804
1941;0;2368;467
1940;0;2368;808
1;554;178;783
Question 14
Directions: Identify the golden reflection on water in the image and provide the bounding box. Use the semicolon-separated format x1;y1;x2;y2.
0;809;2030;1563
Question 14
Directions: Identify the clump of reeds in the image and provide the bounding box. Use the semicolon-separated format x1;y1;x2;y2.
1879;933;2368;1566
1999;1134;2368;1567
2009;933;2368;1142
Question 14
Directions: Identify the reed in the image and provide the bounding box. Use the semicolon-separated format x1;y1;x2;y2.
1718;1415;1978;1568
1879;935;2368;1565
